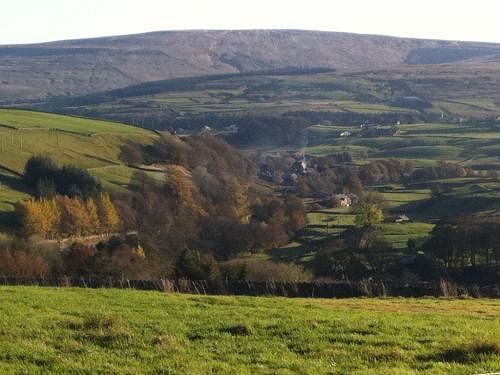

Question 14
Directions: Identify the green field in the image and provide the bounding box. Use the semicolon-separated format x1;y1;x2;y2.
0;287;498;374
296;120;500;255
306;122;500;169
303;208;433;250
41;62;500;131
0;109;161;211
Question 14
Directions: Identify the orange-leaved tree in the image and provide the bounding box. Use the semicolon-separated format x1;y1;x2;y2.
98;192;120;234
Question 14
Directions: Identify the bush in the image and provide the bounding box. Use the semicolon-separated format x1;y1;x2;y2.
225;260;312;282
0;249;50;278
175;249;220;281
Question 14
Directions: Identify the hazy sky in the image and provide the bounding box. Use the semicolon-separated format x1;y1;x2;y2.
2;0;500;45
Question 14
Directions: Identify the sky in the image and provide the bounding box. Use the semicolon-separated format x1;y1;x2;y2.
2;0;500;45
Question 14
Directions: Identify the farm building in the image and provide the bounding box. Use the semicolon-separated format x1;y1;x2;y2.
332;194;353;207
288;159;307;175
259;164;276;182
394;214;410;223
199;125;213;134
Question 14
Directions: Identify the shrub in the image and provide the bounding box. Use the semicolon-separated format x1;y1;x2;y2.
0;249;50;278
175;249;220;281
232;260;312;282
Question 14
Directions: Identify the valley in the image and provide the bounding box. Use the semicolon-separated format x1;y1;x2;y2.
0;20;500;374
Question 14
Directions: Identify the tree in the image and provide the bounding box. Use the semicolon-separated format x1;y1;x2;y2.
43;198;61;239
23;155;57;191
64;242;97;276
0;249;49;278
110;243;148;279
36;178;56;198
119;142;144;165
175;249;219;280
57;196;92;237
354;204;384;227
165;165;206;216
17;199;43;237
24;156;101;199
85;198;101;234
17;198;60;238
98;193;120;234
57;165;101;199
283;195;307;233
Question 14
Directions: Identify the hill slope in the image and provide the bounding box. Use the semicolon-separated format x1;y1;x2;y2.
1;29;500;101
0;109;159;212
37;61;500;132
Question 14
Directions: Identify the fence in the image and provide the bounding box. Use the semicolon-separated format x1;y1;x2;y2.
0;277;499;298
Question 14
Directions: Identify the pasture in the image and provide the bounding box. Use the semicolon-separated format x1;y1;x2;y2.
0;287;498;374
0;109;161;211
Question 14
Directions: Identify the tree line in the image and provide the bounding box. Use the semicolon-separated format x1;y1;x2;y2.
16;193;120;239
358;159;475;184
3;135;309;281
423;216;500;271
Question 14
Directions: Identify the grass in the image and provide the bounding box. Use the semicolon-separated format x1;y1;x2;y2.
380;186;432;209
305;208;434;250
305;122;500;169
262;202;434;265
0;109;149;135
45;63;500;130
0;286;498;374
0;109;161;211
379;222;434;249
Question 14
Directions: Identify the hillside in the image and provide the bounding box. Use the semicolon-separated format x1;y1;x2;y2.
0;287;498;374
1;30;500;102
0;109;159;213
39;61;500;132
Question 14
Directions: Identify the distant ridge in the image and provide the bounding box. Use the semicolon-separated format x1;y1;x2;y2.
1;29;499;102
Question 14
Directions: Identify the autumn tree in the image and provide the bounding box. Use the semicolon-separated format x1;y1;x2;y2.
17;198;60;238
0;249;49;278
165;165;206;216
283;195;307;233
110;243;148;279
57;196;90;237
85;198;101;234
98;193;120;234
354;203;384;227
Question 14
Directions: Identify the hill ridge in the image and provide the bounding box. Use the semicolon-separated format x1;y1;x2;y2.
1;29;500;102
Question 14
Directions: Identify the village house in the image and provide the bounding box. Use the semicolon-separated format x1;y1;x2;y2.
332;193;355;207
199;125;213;134
288;157;307;175
258;164;276;182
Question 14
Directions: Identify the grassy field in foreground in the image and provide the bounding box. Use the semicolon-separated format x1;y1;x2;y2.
0;287;498;374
